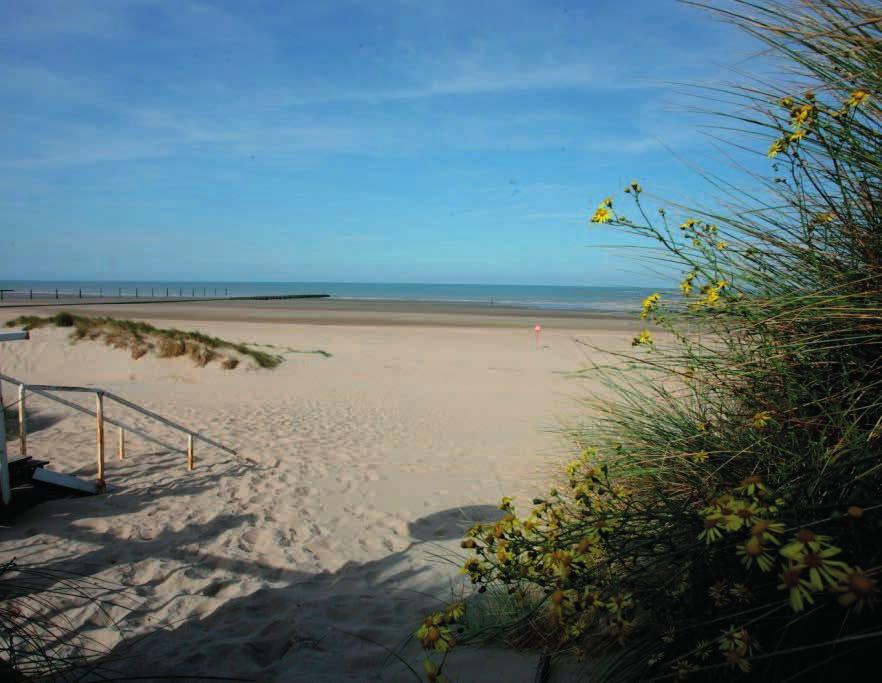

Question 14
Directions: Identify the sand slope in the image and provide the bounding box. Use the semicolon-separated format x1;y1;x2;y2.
0;315;630;680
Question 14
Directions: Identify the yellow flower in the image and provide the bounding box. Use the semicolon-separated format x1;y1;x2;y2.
699;516;725;544
680;271;696;296
780;528;833;558
698;284;721;306
640;292;661;319
813;212;835;224
768;137;789;158
680;218;698;230
751;411;771;429
750;518;785;543
778;564;815;612
802;548;850;591
789;128;806;142
846;89;869;108
779;96;793;108
737;535;775;572
632;329;653;346
461;557;481;576
591;206;612;224
445;602;466;622
602;196;613;208
499;496;513;511
690;450;709;463
715;241;728;250
736;474;768;497
836;569;877;612
790;103;814;128
629;180;642;194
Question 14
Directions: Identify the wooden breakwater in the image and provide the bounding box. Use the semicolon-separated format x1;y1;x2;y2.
0;289;331;308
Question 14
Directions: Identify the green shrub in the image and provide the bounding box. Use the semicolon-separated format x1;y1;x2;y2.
419;2;882;680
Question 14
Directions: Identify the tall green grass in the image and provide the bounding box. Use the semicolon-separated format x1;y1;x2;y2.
417;1;882;679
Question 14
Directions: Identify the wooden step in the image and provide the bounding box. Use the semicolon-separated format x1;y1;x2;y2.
31;467;98;495
7;456;49;488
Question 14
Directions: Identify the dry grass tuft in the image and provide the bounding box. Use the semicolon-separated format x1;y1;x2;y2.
5;314;286;370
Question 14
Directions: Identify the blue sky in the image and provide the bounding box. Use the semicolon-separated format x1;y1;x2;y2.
1;0;766;286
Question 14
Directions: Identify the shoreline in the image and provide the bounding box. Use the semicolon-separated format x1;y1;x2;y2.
0;296;640;330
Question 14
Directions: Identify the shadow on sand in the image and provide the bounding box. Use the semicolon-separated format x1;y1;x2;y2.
1;457;513;682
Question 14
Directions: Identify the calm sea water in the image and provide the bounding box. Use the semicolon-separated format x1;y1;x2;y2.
0;281;666;313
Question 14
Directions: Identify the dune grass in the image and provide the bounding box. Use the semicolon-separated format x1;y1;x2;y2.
5;313;284;369
416;1;882;680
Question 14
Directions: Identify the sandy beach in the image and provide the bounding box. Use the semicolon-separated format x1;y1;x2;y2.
0;299;634;681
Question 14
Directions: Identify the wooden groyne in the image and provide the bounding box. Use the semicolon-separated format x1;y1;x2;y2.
0;290;331;308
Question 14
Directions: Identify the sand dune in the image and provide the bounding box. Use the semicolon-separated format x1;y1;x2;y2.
0;309;632;680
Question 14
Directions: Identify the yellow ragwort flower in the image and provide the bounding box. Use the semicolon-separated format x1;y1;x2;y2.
751;411;771;429
836;569;877;612
790;103;814;128
640;292;661;319
846;89;869;108
690;450;709;463
591;206;612;224
680;271;696;296
768;138;789;158
632;329;654;347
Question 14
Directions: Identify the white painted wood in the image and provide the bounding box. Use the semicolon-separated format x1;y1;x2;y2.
32;467;98;494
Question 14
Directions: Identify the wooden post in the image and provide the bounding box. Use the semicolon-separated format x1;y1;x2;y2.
0;394;9;505
18;384;26;457
118;427;126;460
187;434;194;471
96;393;105;491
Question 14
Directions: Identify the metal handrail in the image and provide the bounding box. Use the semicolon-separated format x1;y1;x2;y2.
0;372;236;456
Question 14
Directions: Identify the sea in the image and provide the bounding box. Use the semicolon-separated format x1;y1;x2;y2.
0;281;668;313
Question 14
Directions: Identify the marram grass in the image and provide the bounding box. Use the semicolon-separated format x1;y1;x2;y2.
417;1;882;680
6;313;284;369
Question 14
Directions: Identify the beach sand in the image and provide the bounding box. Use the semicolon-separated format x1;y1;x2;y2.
0;300;635;681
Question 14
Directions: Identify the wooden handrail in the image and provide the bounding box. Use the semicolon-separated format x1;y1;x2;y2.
0;372;236;456
102;391;236;455
1;380;184;455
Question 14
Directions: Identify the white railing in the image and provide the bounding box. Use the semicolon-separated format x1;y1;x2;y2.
0;372;236;498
